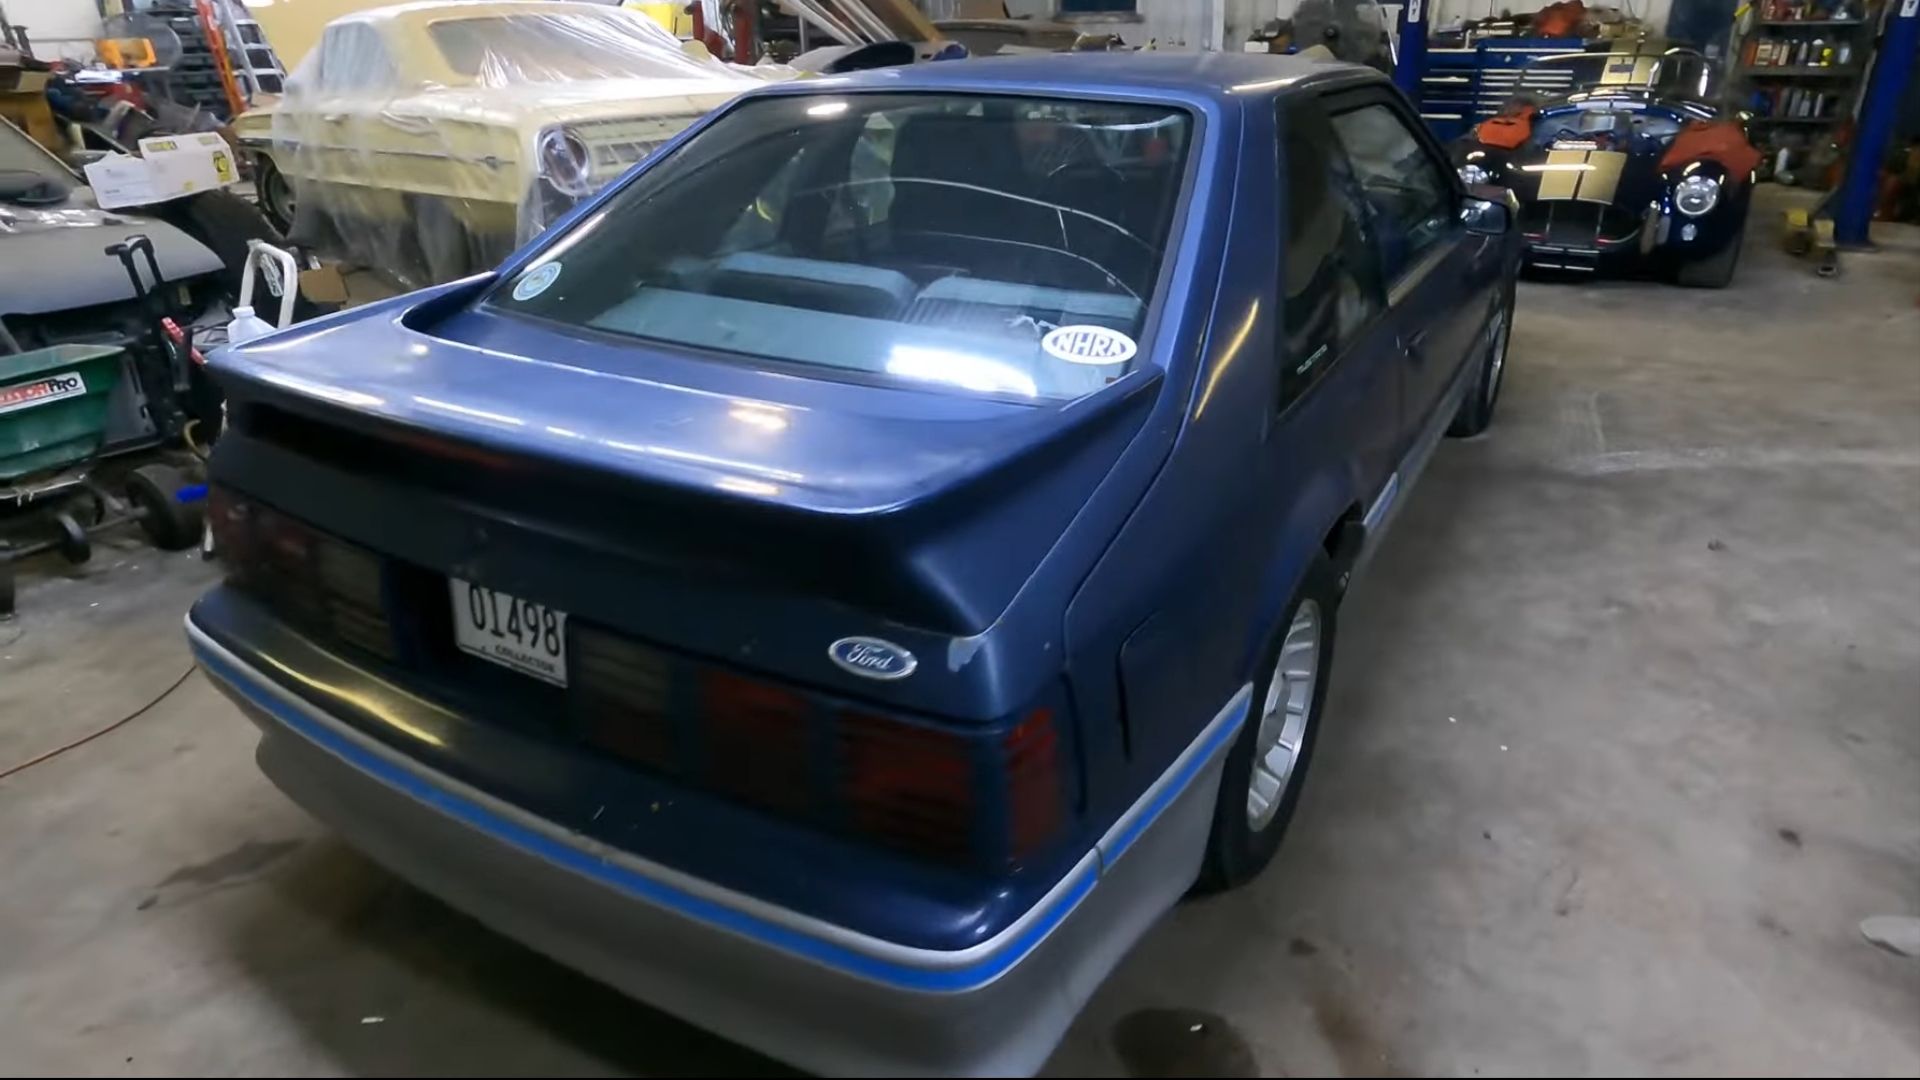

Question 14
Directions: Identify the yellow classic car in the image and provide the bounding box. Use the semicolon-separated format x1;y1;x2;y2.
233;0;772;285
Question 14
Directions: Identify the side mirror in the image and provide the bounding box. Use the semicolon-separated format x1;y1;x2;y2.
1461;184;1516;235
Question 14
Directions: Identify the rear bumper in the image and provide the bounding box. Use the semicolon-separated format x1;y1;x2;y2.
187;614;1247;1077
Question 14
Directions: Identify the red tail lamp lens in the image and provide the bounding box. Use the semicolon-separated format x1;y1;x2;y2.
575;628;676;770
703;672;814;813
207;485;254;570
1004;708;1064;861
840;710;975;859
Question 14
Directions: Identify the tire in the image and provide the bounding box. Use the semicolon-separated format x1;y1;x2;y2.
1449;278;1515;438
166;190;327;322
411;196;480;285
1677;227;1743;289
1196;553;1341;893
126;463;203;551
254;153;295;235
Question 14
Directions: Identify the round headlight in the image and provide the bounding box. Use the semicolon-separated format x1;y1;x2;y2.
1458;162;1493;187
537;127;594;197
1674;174;1720;217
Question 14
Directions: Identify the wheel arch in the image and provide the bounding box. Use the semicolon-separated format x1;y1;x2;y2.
1245;466;1362;677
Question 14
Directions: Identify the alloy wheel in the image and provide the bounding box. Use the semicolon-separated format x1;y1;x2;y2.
1246;600;1322;831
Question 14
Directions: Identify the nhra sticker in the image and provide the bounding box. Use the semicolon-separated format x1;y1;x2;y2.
511;262;562;301
1042;324;1138;366
0;371;87;416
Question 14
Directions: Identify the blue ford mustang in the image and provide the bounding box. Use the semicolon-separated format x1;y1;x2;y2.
188;52;1519;1076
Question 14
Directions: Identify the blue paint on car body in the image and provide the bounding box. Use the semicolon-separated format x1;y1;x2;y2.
190;51;1520;1074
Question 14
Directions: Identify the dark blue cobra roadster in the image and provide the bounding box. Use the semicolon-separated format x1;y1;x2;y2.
1451;47;1760;287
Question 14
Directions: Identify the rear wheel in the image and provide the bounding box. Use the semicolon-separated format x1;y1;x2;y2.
1449;279;1514;438
256;155;296;235
1677;227;1743;289
126;463;203;551
411;196;481;285
1196;554;1340;892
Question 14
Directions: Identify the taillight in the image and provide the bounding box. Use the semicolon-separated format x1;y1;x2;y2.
211;482;1076;870
207;485;254;573
702;672;813;813
575;626;676;770
209;486;396;659
575;657;1073;870
1002;708;1064;862
839;710;977;860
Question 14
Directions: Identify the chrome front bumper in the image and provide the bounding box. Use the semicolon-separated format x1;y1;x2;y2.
187;614;1248;1077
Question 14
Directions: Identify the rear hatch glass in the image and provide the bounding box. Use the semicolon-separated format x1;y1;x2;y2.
486;91;1193;401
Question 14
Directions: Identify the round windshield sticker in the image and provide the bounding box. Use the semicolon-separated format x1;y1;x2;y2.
512;262;562;301
1042;324;1138;366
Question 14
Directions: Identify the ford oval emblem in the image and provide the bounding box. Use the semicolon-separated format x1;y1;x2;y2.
829;637;917;681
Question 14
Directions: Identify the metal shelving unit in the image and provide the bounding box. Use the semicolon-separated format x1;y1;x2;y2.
1733;5;1879;183
129;0;283;120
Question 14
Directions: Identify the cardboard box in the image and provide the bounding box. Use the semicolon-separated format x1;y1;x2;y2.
82;132;240;209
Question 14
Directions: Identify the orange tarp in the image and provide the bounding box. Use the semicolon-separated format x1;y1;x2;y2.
1474;104;1537;150
1661;120;1763;179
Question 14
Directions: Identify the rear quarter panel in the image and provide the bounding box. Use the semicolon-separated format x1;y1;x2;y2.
1066;96;1370;829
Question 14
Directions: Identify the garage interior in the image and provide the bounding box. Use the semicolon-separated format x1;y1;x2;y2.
3;0;1918;1077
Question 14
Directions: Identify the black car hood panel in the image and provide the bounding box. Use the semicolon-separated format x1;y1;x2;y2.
0;193;223;316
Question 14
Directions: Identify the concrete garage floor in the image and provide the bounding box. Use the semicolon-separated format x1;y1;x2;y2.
2;188;1916;1077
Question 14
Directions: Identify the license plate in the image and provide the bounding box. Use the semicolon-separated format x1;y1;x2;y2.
449;579;568;686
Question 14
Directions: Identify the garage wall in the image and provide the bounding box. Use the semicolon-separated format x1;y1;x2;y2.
14;0;1675;64
1003;0;1672;50
1212;0;1674;48
4;0;106;59
1098;0;1226;49
977;0;1226;47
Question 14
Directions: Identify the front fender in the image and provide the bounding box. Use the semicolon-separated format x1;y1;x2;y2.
1654;158;1748;258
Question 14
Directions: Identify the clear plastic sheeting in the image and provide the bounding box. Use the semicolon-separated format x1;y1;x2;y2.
257;0;786;287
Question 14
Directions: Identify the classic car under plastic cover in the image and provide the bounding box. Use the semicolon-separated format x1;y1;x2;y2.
251;1;788;285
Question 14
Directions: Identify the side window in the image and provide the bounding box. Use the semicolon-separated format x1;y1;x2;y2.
1328;102;1455;282
317;24;398;95
1279;103;1386;409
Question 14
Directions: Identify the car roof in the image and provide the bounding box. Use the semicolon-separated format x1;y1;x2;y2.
790;52;1386;105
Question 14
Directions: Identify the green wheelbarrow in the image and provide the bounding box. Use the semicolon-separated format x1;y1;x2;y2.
1;344;207;616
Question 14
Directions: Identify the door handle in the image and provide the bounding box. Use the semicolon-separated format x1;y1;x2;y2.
1401;329;1430;358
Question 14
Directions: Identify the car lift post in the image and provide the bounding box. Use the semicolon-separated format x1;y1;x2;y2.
1395;0;1430;106
734;0;757;62
1833;0;1918;248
